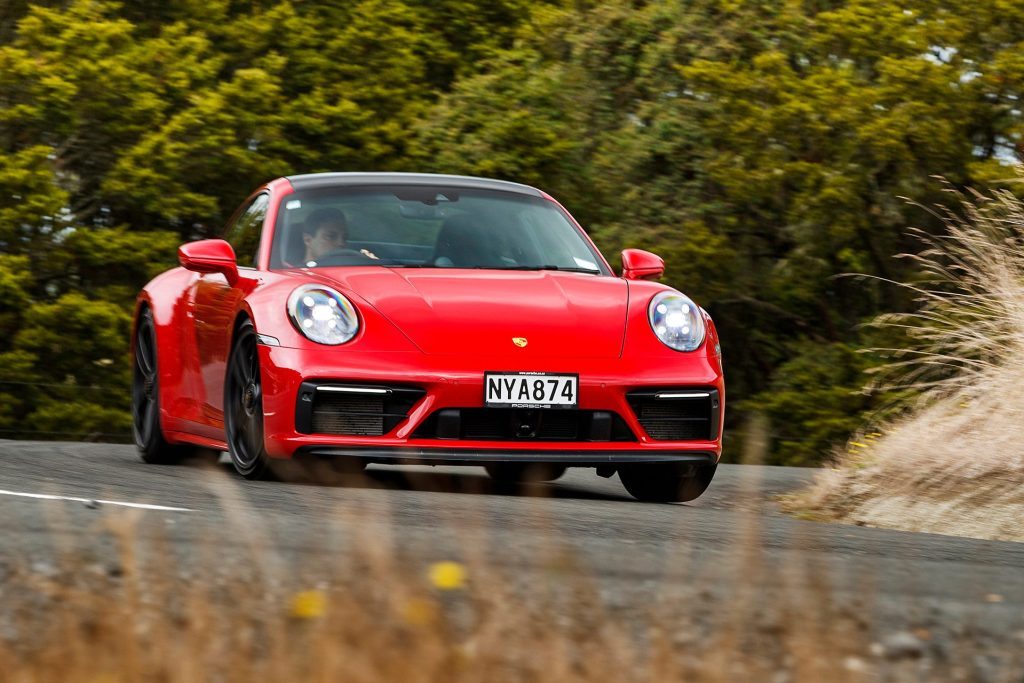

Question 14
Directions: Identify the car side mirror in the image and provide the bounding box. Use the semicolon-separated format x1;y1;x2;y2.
178;239;239;285
620;248;664;281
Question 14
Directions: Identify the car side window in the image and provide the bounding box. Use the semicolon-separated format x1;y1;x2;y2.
224;193;269;268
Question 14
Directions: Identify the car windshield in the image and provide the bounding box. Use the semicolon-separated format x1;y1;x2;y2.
269;185;610;275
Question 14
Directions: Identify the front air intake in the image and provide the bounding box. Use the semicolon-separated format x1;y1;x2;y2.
626;389;720;441
412;408;636;442
295;382;425;436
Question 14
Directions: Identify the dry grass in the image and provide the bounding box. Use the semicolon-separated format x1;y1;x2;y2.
787;182;1024;540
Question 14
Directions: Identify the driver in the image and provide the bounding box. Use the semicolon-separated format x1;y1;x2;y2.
301;207;376;266
302;208;348;265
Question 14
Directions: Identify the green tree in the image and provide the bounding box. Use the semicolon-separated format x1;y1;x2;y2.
5;0;1024;460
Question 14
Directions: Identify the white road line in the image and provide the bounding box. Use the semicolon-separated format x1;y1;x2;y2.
0;489;192;512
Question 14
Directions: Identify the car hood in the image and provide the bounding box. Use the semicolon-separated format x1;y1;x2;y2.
306;268;629;358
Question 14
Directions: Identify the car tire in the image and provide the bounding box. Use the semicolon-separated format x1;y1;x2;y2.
225;319;276;480
618;462;717;503
484;462;567;483
132;308;194;464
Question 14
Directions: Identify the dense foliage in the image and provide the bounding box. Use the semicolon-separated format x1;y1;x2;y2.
2;0;1023;462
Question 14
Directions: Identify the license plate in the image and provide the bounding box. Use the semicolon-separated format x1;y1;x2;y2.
484;372;578;409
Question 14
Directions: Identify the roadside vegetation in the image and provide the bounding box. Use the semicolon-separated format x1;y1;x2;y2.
787;184;1024;540
4;0;1024;463
1;471;1021;682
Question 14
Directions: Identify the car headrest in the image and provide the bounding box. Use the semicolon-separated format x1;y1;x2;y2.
433;215;503;267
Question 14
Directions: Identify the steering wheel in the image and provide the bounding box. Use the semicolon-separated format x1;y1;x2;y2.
315;248;378;267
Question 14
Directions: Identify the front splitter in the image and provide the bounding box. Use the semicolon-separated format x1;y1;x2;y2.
294;445;717;467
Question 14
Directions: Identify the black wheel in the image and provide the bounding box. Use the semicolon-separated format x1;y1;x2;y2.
132;309;192;464
484;462;567;483
619;462;717;503
225;319;275;480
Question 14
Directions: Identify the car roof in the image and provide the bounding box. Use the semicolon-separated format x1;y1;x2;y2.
284;172;544;197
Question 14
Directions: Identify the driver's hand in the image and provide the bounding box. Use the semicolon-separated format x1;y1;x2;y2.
360;248;379;260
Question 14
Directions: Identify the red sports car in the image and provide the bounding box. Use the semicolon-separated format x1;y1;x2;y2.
132;173;724;502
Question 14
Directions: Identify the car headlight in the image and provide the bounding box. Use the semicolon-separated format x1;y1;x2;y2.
648;291;705;352
287;285;359;345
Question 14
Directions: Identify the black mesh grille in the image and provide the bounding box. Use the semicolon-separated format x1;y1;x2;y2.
296;383;425;436
312;394;385;435
627;390;719;441
414;408;636;442
462;410;507;440
533;411;579;439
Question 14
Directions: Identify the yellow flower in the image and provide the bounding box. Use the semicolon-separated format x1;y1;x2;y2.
428;561;467;590
290;590;327;619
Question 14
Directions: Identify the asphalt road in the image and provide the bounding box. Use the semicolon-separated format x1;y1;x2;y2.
2;439;1023;649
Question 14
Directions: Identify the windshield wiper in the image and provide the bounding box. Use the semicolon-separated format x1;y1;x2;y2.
494;265;601;274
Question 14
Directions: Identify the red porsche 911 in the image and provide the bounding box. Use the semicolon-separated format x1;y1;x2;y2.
131;173;725;502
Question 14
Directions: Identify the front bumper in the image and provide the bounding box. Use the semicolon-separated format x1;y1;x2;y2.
258;345;725;462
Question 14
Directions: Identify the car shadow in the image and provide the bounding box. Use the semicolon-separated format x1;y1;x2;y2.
238;460;635;503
